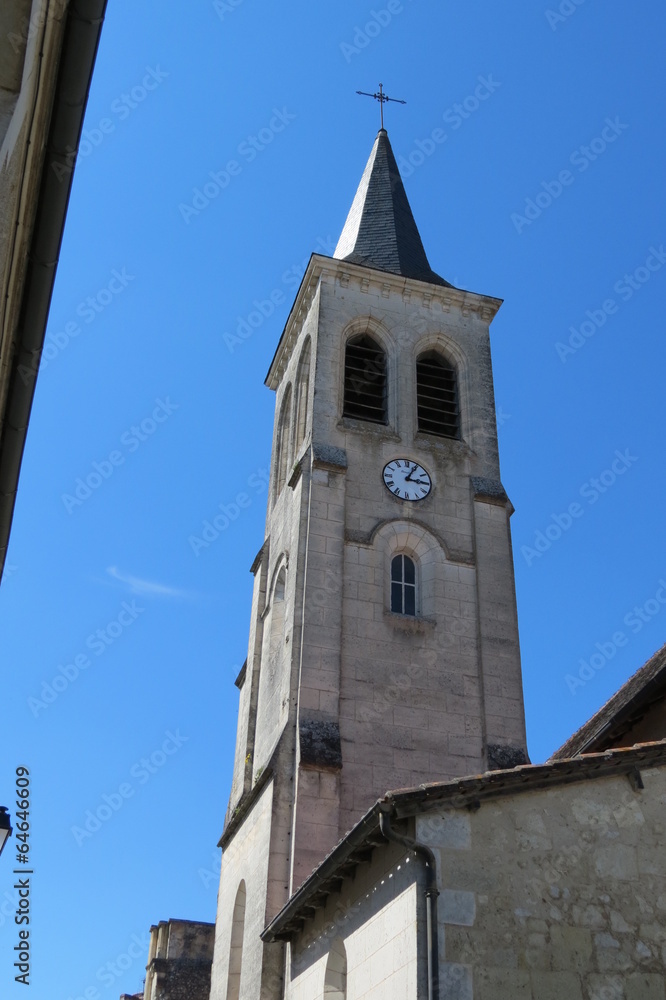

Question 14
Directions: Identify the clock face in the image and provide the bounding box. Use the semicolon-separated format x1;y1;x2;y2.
382;459;432;502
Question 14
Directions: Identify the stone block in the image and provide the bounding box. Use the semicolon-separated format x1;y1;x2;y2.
626;973;665;1000
594;845;639;881
550;925;593;972
439;962;473;1000
440;889;476;926
299;719;342;769
529;970;584;999
586;975;624;1000
475;967;531;999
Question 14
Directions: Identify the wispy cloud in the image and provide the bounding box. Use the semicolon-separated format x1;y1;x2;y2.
105;566;192;600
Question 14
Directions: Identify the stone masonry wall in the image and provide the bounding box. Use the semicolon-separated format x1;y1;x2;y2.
142;920;214;1000
288;839;420;1000
209;781;282;1000
417;764;666;999
309;268;526;830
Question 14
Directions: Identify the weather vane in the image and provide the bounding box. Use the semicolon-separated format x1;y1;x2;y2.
356;82;406;130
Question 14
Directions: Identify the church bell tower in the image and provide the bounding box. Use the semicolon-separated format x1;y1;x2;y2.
208;128;528;1000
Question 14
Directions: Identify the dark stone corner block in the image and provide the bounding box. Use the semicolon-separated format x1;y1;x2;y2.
299;719;343;770
312;443;348;471
487;744;530;770
471;476;509;505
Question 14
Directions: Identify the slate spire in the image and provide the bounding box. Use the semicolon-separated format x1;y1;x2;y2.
334;129;452;287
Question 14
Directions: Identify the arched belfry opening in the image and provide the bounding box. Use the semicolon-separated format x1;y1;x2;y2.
343;333;387;424
416;349;459;438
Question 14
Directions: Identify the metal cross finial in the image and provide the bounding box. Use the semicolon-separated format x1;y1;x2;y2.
356;83;406;130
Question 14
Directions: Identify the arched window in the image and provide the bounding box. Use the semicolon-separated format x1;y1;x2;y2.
391;554;416;616
274;384;292;499
416;350;459;438
225;881;246;1000
294;338;311;452
323;938;347;999
343;334;387;424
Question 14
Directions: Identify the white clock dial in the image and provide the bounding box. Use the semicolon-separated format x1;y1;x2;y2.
382;459;432;502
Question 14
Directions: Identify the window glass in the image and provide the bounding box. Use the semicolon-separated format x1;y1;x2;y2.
391;554;416;615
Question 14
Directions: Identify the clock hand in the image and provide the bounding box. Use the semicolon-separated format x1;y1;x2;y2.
405;463;418;482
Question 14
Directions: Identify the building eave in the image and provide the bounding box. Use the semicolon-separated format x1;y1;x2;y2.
0;0;108;581
550;641;666;760
265;253;322;391
261;741;666;943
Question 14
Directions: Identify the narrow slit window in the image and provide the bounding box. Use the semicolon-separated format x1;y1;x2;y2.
343;334;387;424
274;385;292;500
391;554;416;616
416;351;459;438
294;339;311;452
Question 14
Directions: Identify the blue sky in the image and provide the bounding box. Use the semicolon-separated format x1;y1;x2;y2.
1;2;666;997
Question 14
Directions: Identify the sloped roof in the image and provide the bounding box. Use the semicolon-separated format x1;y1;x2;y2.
261;741;666;942
333;129;452;287
551;641;666;760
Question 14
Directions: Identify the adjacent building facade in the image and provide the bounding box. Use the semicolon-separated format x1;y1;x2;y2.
267;741;666;1000
0;0;107;578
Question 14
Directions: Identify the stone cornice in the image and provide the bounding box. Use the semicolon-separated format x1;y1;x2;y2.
265;254;503;391
265;255;323;390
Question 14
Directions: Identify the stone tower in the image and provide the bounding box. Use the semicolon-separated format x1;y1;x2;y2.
208;129;528;1000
